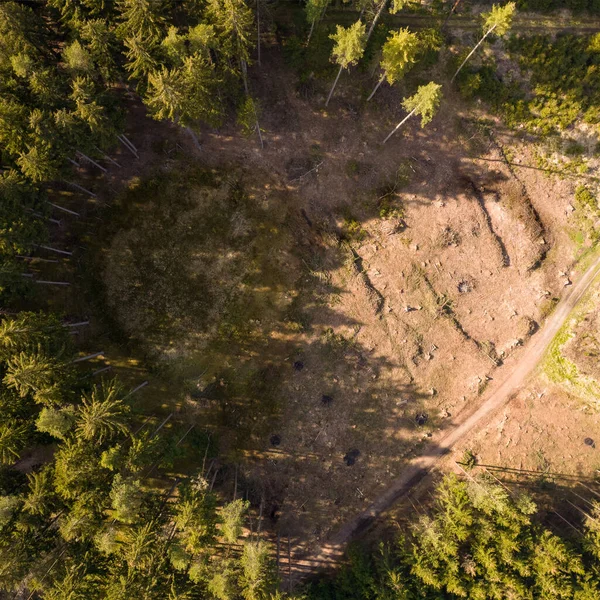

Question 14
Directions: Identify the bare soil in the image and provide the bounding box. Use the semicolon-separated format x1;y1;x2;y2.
63;34;600;567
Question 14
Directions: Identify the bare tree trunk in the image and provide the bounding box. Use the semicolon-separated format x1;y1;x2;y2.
94;146;122;168
34;280;70;286
241;60;250;96
257;0;261;66
326;65;344;106
72;351;104;363
442;0;463;29
383;106;418;144
62;181;96;198
118;134;139;157
29;210;61;225
366;0;390;43
307;18;316;44
151;413;173;437
367;75;385;101
451;26;495;83
92;365;112;376
185;127;202;150
64;321;89;327
255;118;264;149
47;201;80;216
15;256;59;264
124;380;149;399
67;157;80;168
37;244;73;256
120;134;138;153
76;151;107;173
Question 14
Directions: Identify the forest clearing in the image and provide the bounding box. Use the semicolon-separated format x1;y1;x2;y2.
1;0;600;598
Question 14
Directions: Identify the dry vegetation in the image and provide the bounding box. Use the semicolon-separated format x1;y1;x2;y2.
74;32;600;560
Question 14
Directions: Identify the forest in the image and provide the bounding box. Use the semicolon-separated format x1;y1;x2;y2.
1;0;600;598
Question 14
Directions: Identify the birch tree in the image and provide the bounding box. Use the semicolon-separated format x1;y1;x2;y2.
383;81;442;143
305;0;331;44
366;0;409;43
368;27;420;101
326;20;367;107
451;2;516;82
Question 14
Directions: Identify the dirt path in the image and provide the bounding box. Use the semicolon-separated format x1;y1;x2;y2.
274;7;600;33
291;251;600;576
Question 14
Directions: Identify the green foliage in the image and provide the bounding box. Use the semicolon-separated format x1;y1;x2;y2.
330;21;367;69
63;40;93;73
221;498;250;543
379;28;420;85
305;474;600;600
110;473;143;523
483;2;517;37
76;379;129;443
36;406;76;439
402;82;443;127
237;97;260;137
239;541;276;600
0;421;28;465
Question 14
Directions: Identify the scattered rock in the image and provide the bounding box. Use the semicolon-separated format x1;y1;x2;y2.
458;280;473;294
343;449;361;466
270;434;281;447
415;413;428;426
584;437;595;448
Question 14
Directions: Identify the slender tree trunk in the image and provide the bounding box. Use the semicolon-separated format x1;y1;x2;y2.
15;256;59;264
37;244;73;256
76;151;107;173
150;413;173;438
367;75;385;101
94;147;122;168
255;118;264;149
61;181;96;198
326;65;344;106
451;25;495;83
185;127;202;150
442;0;463;29
118;135;138;157
366;0;390;43
34;280;70;286
307;18;316;43
92;365;112;376
64;321;89;327
120;134;138;153
72;351;104;363
124;380;149;399
257;0;261;66
383;106;418;144
309;2;329;43
29;210;61;225
67;157;80;168
47;201;80;216
241;59;250;96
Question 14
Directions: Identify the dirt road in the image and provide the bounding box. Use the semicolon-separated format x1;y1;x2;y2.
274;6;600;33
292;251;600;576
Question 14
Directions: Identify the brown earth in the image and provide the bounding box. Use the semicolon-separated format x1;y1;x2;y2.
40;28;600;577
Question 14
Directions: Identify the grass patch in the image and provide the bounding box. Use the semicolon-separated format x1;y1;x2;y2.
542;274;600;402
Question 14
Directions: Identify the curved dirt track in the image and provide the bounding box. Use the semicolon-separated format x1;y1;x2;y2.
292;252;600;577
